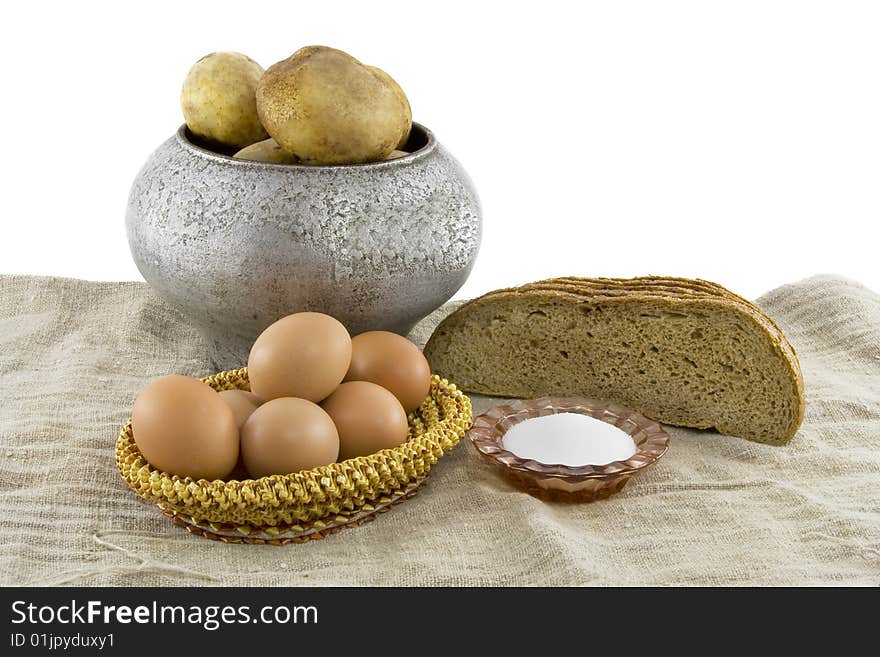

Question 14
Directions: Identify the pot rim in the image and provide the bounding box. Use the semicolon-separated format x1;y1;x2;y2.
175;121;437;171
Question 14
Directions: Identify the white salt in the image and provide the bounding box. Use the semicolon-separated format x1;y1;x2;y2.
502;413;637;466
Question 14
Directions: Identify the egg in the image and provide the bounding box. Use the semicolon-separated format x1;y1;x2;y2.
218;389;262;429
131;375;239;481
248;312;352;402
240;397;339;477
321;381;409;460
345;331;432;413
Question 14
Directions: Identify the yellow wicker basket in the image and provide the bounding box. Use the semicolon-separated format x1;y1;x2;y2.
116;368;472;541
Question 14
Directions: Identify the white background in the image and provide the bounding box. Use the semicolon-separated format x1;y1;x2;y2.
1;0;877;300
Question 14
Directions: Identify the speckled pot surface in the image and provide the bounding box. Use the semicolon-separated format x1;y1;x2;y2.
126;123;481;370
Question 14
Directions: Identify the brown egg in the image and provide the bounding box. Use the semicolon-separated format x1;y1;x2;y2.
321;381;409;460
241;397;339;478
345;331;432;413
131;375;239;481
218;389;262;429
248;312;352;402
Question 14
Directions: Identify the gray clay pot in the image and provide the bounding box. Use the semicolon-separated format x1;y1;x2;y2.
126;123;481;370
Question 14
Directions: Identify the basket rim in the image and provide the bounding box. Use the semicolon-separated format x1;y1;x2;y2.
118;419;441;491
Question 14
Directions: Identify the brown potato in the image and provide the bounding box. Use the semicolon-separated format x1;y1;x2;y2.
181;52;268;149
368;66;412;149
256;46;410;165
233;138;300;164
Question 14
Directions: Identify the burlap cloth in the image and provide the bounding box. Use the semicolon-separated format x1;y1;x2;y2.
0;274;877;586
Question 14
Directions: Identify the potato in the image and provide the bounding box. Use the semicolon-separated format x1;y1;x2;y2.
368;66;412;149
181;52;268;149
256;46;410;165
233;138;300;164
385;150;409;160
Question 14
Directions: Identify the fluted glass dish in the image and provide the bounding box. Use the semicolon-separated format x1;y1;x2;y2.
468;397;669;502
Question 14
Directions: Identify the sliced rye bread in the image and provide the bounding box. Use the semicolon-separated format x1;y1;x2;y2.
424;277;805;445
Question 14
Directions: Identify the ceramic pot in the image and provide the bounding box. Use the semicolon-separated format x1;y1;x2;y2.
126;123;481;370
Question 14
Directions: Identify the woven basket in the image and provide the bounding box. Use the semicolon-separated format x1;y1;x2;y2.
116;368;472;531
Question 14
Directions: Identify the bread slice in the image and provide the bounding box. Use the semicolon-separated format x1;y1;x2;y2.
424;277;805;445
